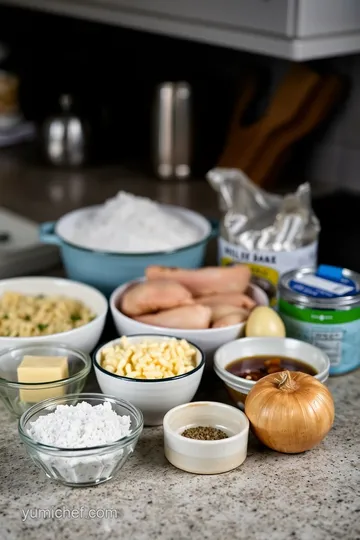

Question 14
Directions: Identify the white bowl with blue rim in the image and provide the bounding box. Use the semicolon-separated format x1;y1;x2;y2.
93;335;205;426
40;205;217;297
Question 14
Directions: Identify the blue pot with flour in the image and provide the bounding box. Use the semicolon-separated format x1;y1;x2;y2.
39;203;217;297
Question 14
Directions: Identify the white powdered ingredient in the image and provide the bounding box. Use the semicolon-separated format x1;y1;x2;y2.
71;191;201;253
27;402;133;485
28;401;131;447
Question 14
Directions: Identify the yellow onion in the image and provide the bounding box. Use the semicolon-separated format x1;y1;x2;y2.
245;371;335;453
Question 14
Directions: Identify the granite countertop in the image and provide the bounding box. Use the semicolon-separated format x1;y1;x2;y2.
0;147;359;540
1;370;359;540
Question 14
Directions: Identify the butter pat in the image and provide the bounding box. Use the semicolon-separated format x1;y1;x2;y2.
17;355;69;403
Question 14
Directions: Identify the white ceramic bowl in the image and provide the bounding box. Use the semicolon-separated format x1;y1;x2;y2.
93;335;205;426
0;276;107;353
214;337;331;409
110;279;269;361
163;401;249;474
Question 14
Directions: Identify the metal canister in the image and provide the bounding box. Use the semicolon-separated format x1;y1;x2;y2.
152;82;192;180
278;266;360;375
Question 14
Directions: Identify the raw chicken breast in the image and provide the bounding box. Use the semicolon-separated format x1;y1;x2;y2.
212;312;248;328
209;304;249;324
135;305;212;330
195;293;256;310
145;265;251;296
120;280;193;317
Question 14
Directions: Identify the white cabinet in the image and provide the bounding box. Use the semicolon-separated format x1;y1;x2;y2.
97;0;296;37
85;0;360;38
2;0;360;60
295;0;360;37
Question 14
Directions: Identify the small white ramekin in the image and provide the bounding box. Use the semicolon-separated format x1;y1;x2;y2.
163;401;249;475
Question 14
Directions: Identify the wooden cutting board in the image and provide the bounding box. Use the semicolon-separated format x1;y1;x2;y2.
217;72;258;167
217;64;323;172
248;74;344;188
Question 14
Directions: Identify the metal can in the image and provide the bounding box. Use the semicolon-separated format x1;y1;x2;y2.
278;266;360;375
152;82;192;180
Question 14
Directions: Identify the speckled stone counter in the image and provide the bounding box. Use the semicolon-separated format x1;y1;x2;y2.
0;147;359;539
1;369;359;540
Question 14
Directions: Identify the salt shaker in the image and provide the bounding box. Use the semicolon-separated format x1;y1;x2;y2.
41;94;91;167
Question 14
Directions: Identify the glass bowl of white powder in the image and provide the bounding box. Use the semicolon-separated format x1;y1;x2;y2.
18;393;144;487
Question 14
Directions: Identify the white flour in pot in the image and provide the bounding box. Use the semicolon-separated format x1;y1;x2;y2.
27;401;132;484
70;191;202;253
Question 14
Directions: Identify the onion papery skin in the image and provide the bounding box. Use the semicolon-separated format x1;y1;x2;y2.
245;371;335;454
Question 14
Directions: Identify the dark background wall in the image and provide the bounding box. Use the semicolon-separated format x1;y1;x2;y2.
0;5;260;172
0;4;359;271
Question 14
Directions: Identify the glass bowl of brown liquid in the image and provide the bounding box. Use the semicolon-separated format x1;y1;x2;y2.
213;337;330;409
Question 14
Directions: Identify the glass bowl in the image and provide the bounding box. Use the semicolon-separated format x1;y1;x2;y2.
18;393;144;487
0;343;91;417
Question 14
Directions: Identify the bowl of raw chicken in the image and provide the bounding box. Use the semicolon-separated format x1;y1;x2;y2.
110;265;269;360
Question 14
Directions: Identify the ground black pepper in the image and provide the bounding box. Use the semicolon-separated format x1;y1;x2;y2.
181;426;228;441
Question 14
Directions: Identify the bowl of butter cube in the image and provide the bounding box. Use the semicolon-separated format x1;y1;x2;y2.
0;343;91;417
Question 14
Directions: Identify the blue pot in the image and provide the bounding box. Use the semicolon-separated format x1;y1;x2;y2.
40;205;218;297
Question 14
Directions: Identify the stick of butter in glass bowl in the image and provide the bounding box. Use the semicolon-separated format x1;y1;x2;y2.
0;343;91;417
